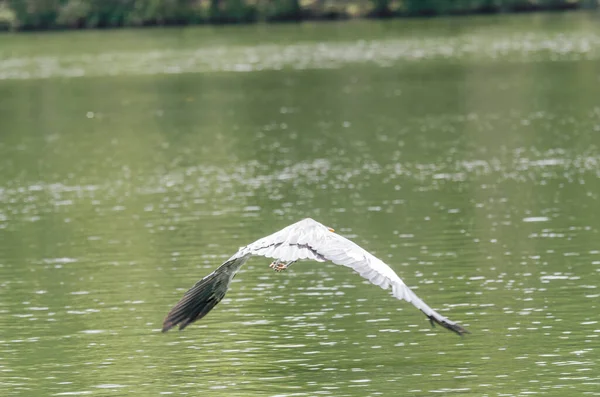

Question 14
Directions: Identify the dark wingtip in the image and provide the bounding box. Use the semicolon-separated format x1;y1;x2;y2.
426;314;470;336
161;268;231;333
161;314;194;333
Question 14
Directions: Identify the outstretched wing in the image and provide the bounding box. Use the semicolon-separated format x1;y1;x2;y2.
162;220;327;332
311;231;468;335
239;219;467;335
161;255;250;332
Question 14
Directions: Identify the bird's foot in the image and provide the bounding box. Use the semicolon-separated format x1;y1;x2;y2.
269;260;296;272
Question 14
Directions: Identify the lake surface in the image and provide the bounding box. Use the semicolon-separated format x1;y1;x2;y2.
1;11;600;397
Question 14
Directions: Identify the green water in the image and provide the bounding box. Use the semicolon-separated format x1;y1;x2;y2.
1;12;600;397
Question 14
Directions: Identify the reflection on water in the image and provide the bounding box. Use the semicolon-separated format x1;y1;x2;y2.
1;12;600;397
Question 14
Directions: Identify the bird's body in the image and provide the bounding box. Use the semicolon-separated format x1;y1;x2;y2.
162;218;468;335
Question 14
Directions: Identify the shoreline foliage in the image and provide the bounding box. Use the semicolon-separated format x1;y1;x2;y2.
0;0;596;31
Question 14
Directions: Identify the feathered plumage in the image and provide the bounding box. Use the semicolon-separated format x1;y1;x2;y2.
162;218;469;335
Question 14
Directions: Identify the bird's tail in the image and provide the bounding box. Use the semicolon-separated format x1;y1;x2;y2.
392;283;469;336
162;269;231;332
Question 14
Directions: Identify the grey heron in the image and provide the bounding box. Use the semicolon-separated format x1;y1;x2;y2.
162;218;469;335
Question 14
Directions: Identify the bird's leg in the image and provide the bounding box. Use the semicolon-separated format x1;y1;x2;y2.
269;260;297;272
281;260;297;271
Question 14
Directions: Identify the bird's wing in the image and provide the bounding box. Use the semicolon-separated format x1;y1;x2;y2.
309;231;468;335
238;218;466;335
161;254;250;332
162;219;330;332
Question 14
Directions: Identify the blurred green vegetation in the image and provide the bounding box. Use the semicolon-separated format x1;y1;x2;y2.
0;0;596;31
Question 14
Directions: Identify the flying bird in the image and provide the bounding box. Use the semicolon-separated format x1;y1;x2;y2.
162;218;468;335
